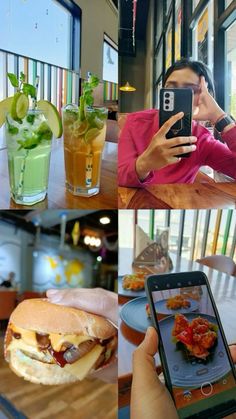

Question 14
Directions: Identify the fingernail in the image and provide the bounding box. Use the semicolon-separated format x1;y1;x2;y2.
191;145;197;150
191;137;197;142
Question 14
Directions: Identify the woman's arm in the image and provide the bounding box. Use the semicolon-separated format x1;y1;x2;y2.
118;115;155;187
197;124;236;179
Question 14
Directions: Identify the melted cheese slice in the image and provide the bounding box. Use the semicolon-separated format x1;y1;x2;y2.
64;344;103;380
11;325;91;351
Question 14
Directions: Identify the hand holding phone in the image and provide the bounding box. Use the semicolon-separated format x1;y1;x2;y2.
145;272;236;419
159;88;193;157
135;112;197;180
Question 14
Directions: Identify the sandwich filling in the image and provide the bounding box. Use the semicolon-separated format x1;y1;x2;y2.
6;323;117;380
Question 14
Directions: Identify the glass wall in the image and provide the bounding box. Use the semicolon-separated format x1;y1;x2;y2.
192;0;214;70
119;210;236;261
226;20;236;119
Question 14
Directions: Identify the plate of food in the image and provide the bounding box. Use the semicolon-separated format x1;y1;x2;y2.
118;273;147;297
120;297;152;333
146;295;199;316
159;313;230;387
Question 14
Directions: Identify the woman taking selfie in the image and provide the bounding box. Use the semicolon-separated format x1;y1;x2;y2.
118;58;236;186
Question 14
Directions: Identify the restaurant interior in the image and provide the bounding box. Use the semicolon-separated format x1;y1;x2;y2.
0;0;118;209
118;209;236;418
0;209;118;419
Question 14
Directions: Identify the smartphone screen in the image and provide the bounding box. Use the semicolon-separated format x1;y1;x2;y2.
146;273;236;419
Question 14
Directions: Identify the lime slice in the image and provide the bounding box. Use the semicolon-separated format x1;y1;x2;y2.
38;100;62;138
11;92;29;120
0;96;13;127
85;128;100;143
73;120;88;135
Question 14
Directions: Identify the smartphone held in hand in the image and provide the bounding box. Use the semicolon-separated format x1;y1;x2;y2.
159;88;193;158
145;271;236;419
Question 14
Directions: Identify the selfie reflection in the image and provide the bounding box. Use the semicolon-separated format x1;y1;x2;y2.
118;0;236;187
118;209;236;419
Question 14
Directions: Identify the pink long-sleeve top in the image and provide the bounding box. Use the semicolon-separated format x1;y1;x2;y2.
118;109;236;186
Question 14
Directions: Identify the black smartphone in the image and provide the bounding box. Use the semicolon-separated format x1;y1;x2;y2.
145;271;236;419
159;88;193;157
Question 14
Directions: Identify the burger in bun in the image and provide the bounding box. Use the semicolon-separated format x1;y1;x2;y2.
4;299;117;385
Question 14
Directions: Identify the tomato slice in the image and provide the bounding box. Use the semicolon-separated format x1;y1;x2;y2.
177;326;193;346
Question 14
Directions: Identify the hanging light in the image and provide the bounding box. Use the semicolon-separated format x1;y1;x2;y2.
119;82;136;92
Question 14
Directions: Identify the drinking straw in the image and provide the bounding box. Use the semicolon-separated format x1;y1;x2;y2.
17;76;40;199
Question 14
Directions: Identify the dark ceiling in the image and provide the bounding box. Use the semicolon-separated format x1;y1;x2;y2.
0;210;118;239
119;0;150;56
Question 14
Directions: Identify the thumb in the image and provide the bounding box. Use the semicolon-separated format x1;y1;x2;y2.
132;327;161;387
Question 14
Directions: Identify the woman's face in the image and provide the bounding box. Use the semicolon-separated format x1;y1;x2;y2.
164;67;202;110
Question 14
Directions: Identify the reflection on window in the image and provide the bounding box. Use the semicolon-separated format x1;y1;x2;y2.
0;0;72;69
155;44;163;81
225;0;234;7
226;21;236;119
192;1;213;71
175;0;182;61
166;17;172;70
103;39;118;83
154;78;163;110
166;0;172;13
192;0;201;10
155;1;163;46
118;210;134;248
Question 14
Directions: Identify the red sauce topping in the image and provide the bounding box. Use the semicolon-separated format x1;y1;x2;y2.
48;347;67;368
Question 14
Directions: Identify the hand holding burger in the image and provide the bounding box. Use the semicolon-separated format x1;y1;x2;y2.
5;288;117;385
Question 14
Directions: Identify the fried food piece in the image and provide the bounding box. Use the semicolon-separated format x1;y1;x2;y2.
122;273;146;291
166;295;191;310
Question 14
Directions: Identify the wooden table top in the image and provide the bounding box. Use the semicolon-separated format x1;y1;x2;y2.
118;249;236;377
118;184;236;209
0;140;117;209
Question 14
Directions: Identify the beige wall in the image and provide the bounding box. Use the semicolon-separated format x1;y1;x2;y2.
144;0;154;109
74;0;118;79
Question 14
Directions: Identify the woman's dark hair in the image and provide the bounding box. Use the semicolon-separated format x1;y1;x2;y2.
163;58;215;98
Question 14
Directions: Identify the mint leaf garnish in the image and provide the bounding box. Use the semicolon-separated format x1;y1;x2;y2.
22;83;36;98
7;73;19;88
79;74;100;121
6;119;19;135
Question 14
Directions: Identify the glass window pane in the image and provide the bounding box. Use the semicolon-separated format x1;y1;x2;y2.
155;1;163;46
225;211;236;256
103;40;118;83
175;0;182;61
226;21;236;119
225;0;234;7
137;210;150;236
154;77;162;108
166;16;172;70
169;210;181;253
0;0;72;69
193;210;207;259
166;0;172;13
155;44;163;81
192;1;214;70
118;210;134;248
193;0;201;11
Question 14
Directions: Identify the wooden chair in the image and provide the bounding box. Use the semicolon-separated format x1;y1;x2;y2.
105;119;119;143
0;291;17;320
196;255;236;276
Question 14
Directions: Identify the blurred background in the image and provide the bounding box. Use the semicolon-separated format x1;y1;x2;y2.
0;209;118;419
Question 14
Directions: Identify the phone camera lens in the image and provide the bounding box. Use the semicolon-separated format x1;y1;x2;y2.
165;99;170;104
165;92;170;98
165;106;169;110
